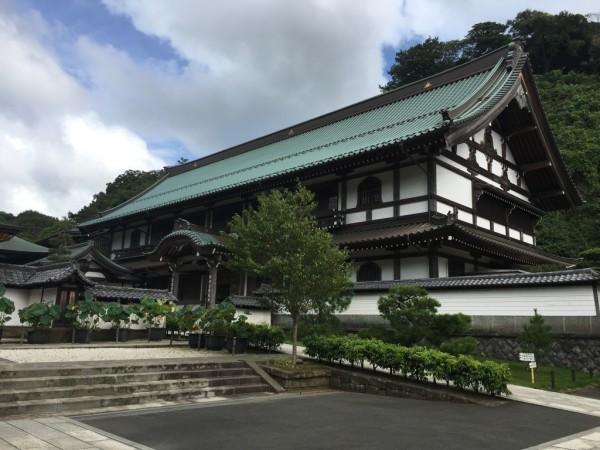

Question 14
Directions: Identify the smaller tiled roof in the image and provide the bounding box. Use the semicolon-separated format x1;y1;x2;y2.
0;236;48;254
227;295;268;309
0;262;89;287
333;222;434;246
157;229;225;249
86;285;176;302
353;268;600;291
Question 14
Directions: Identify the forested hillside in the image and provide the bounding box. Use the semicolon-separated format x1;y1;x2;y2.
0;170;162;242
384;10;600;258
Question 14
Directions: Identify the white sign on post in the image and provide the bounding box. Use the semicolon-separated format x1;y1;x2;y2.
529;362;537;369
519;353;535;362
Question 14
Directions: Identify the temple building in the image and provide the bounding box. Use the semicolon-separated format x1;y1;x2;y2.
4;43;599;334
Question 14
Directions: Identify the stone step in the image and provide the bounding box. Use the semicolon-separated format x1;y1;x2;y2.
0;367;256;389
0;383;270;418
0;360;246;379
0;375;264;402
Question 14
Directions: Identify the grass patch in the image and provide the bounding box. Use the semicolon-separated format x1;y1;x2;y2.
489;358;600;392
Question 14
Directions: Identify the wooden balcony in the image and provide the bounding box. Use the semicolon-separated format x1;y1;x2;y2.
112;244;155;260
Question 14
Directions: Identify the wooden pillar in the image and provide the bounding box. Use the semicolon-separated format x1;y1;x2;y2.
428;244;439;278
207;261;218;306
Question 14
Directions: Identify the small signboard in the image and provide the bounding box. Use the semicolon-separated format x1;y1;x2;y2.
529;362;537;369
519;352;535;362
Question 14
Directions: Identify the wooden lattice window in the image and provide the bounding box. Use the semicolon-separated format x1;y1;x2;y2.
357;177;382;207
357;262;382;282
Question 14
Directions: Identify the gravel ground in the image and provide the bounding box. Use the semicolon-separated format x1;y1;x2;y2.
0;347;214;363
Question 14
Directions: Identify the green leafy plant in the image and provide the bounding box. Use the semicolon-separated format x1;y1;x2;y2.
303;335;511;396
138;297;172;328
102;302;138;329
248;324;286;352
0;284;15;328
518;309;553;362
227;315;254;339
18;303;62;329
203;303;236;336
64;296;104;330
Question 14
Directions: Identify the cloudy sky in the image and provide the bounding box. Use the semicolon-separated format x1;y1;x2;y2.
1;0;598;217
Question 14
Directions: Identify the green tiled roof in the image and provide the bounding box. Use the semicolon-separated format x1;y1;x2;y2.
154;230;225;250
81;46;522;227
0;236;48;254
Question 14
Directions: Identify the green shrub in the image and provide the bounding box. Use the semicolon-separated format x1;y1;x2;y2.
303;335;510;396
64;296;104;330
18;303;62;329
357;325;396;343
297;314;343;340
0;284;15;327
439;337;479;356
248;324;286;352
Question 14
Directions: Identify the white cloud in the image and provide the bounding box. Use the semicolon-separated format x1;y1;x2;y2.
2;0;598;217
0;8;165;217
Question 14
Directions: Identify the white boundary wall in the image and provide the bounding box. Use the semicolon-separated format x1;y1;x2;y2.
342;285;598;317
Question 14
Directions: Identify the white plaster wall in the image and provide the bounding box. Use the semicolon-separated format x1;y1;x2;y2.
340;285;597;316
438;257;449;278
380;259;394;281
236;309;271;325
345;211;366;224
436;165;472;208
371;206;393;221
399;201;428;216
400;256;429;279
457;210;473;224
4;288;34;326
112;231;123;250
399;165;427;199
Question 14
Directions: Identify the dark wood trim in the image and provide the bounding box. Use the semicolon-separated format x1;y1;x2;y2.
593;283;600;316
393;166;400;217
344;195;429;214
393;257;401;280
427;156;436;218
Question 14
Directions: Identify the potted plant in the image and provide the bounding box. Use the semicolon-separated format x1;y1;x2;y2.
204;303;236;351
65;296;103;343
18;303;62;344
177;306;205;348
226;315;252;354
0;284;15;343
102;302;137;342
138;297;172;341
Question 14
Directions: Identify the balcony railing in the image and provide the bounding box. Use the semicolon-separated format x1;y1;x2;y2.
316;210;345;229
112;244;155;260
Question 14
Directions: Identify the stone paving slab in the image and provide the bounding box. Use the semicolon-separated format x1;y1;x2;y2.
0;418;151;450
526;426;600;449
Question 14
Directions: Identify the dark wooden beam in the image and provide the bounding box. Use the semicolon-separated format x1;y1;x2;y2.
535;189;565;201
506;124;537;141
522;160;552;173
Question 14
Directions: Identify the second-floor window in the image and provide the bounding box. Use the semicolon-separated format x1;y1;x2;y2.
357;177;382;207
357;262;382;282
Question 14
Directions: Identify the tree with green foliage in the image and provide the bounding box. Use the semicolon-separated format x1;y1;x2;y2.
225;184;352;364
69;169;162;222
518;309;553;362
463;22;511;59
378;285;470;347
47;220;76;261
384;37;465;90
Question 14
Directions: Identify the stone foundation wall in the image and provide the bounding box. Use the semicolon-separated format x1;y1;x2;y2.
474;336;600;372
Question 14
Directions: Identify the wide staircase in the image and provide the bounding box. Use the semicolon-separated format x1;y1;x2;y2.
0;359;271;418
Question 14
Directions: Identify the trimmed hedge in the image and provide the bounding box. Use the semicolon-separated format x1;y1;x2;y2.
303;335;510;396
248;324;286;352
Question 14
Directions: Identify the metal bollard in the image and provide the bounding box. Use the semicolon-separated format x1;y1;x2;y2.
550;370;555;390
